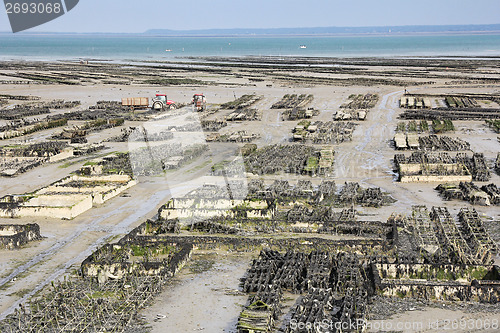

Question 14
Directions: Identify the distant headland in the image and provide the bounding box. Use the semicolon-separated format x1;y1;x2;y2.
144;24;500;37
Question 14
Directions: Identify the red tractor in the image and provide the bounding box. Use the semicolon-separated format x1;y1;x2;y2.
192;93;206;111
152;94;177;111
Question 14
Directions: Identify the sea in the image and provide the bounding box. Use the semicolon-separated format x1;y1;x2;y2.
0;33;499;61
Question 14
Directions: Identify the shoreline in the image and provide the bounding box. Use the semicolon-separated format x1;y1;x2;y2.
1;53;500;66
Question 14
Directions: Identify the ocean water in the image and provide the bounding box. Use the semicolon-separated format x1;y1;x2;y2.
0;34;499;61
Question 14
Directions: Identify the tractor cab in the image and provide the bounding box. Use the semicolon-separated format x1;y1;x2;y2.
155;94;167;103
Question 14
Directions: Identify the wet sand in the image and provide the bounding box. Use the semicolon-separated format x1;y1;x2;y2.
141;251;251;333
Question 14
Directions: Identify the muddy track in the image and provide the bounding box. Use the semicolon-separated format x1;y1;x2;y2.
334;90;400;180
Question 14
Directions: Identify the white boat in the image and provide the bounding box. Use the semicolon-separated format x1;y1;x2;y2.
299;45;307;49
165;49;172;52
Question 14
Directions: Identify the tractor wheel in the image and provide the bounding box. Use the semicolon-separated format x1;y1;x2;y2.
153;102;163;110
169;103;177;110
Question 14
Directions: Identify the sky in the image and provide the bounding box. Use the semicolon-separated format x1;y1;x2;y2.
1;0;500;33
